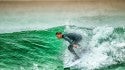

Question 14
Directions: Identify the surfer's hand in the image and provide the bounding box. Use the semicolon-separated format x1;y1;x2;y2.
73;44;78;48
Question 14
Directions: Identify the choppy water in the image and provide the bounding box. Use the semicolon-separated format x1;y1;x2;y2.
0;25;125;70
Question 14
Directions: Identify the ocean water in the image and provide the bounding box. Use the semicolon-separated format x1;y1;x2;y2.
0;25;125;70
0;26;65;70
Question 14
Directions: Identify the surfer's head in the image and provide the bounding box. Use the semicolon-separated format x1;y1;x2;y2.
56;32;63;39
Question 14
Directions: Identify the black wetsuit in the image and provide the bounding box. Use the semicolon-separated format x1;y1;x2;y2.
62;33;82;59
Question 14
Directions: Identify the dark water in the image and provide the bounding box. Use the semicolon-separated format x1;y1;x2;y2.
0;25;125;70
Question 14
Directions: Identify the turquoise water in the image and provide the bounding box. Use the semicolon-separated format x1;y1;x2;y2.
0;25;125;70
0;26;65;70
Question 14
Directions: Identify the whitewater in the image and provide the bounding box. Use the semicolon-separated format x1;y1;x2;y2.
63;25;125;70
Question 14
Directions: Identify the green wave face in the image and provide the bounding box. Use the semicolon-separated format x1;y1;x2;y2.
0;26;65;70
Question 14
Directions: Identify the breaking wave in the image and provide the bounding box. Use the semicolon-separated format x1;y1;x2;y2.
63;25;125;70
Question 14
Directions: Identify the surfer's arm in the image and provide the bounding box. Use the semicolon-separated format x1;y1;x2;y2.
63;36;73;44
64;37;78;48
72;41;79;48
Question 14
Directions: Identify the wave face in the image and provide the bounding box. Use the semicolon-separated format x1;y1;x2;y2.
0;26;65;70
0;25;125;70
63;25;125;70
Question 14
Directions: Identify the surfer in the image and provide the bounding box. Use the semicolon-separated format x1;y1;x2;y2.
56;32;82;60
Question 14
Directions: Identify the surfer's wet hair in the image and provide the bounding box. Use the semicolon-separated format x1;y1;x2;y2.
56;32;62;35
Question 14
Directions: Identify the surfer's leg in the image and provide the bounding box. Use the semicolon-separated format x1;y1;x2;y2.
68;45;79;59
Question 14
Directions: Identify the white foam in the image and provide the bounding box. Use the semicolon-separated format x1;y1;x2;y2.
63;25;125;70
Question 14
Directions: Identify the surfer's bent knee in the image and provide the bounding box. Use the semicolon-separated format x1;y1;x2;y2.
68;45;73;50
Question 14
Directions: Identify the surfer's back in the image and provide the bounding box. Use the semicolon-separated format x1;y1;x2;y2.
63;33;82;41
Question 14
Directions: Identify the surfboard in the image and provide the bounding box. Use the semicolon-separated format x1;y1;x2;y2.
69;58;81;67
64;58;81;69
